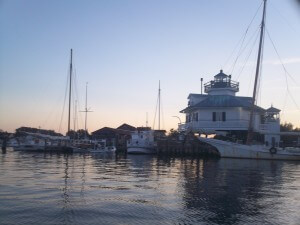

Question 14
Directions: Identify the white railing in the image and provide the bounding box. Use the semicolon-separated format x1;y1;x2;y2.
179;121;280;133
181;120;250;131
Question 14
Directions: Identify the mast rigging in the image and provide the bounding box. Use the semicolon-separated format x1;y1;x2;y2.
246;0;267;145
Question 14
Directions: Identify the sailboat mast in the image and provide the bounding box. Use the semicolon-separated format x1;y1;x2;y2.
68;49;73;134
80;82;93;139
158;80;161;130
246;0;267;144
74;100;77;131
84;82;88;132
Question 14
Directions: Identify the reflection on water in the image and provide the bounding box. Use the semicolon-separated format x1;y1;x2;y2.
0;148;299;225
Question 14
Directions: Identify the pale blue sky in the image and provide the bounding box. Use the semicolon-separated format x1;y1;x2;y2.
1;0;300;133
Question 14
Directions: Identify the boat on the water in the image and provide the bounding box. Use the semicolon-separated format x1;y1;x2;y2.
127;127;157;154
72;139;116;153
13;132;73;153
69;82;116;154
127;82;166;154
198;136;300;160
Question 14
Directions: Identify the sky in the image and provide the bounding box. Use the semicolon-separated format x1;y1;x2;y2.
0;0;300;134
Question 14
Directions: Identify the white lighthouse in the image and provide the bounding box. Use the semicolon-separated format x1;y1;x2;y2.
179;70;281;146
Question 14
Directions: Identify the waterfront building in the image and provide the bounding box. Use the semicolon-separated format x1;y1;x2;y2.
91;124;135;150
180;70;281;146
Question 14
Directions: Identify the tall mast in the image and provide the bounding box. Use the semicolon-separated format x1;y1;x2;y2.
158;80;161;130
67;49;73;134
84;82;88;132
74;100;77;131
80;82;93;139
246;0;267;144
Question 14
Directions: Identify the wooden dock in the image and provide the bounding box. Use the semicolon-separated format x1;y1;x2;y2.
157;133;220;157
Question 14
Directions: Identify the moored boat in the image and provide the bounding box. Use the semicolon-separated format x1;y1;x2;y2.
199;136;300;160
72;139;116;153
127;128;157;154
127;81;166;154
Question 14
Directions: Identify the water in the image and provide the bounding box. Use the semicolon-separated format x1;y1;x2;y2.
0;149;299;225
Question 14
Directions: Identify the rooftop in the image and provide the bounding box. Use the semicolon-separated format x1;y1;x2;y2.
214;69;229;78
181;95;265;113
266;106;281;113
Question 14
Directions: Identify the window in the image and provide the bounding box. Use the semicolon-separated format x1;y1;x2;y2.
192;112;198;121
222;112;226;121
186;114;192;123
212;112;226;121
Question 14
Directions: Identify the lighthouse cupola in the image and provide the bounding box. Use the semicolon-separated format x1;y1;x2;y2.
204;70;239;96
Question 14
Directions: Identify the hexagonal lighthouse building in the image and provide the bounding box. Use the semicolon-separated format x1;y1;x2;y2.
180;70;281;146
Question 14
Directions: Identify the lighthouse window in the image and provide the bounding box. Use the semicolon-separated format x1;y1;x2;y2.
192;113;198;121
222;112;226;121
212;112;226;121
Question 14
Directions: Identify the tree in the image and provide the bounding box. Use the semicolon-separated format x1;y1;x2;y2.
66;129;90;139
280;122;300;147
280;122;293;132
169;128;179;138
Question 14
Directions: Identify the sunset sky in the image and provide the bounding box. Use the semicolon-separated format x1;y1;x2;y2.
1;0;300;134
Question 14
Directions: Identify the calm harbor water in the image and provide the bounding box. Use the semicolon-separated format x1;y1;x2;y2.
0;148;299;225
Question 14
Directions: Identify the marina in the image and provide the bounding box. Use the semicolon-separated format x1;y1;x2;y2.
1;0;300;224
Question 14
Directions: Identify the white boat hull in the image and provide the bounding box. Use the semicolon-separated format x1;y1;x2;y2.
199;137;300;160
127;146;156;154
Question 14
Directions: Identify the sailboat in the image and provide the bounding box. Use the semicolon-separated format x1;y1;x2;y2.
71;83;116;153
12;50;75;153
198;0;300;160
127;81;166;154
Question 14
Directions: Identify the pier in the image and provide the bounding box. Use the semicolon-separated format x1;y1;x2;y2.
157;133;219;157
